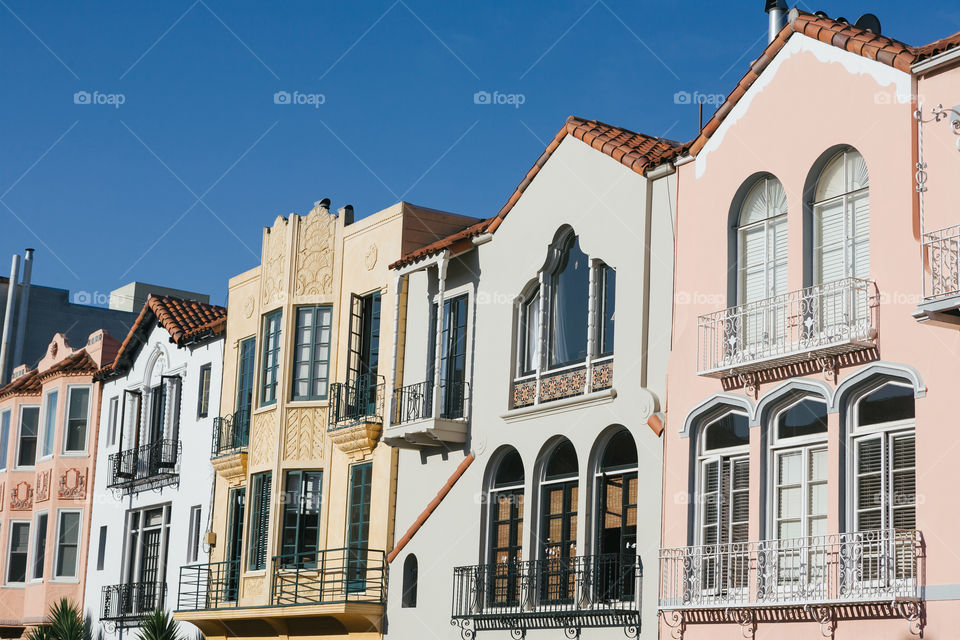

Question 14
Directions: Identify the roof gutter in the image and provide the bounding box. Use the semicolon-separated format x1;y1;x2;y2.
912;46;960;74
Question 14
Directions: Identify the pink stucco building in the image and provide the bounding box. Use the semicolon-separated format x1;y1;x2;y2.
0;331;118;637
659;8;960;639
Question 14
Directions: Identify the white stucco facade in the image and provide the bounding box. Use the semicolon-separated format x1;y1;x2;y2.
383;134;677;640
83;321;223;638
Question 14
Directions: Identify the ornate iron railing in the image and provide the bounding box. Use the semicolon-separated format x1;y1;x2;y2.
211;409;250;457
101;582;167;622
391;379;470;425
922;224;960;302
271;548;386;606
451;554;641;635
106;439;180;493
176;560;241;611
697;277;879;377
328;375;385;430
658;529;921;611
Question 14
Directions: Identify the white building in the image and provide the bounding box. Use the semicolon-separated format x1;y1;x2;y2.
382;116;680;640
83;296;226;636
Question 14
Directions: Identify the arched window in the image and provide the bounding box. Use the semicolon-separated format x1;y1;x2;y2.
595;429;638;601
698;413;750;548
487;449;524;605
813;149;869;284
401;554;418;608
769;398;828;543
548;235;590;368
539;439;579;603
850;382;915;532
737;177;788;304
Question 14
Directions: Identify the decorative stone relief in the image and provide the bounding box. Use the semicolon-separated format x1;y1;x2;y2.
211;452;248;485
250;410;276;468
10;481;33;511
59;468;88;499
294;209;336;296
364;243;378;271
244;575;266;601
243;295;255;319
283;406;326;461
329;421;382;460
261;215;288;306
35;469;51;502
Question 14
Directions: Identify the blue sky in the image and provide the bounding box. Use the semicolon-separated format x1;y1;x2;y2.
1;1;957;306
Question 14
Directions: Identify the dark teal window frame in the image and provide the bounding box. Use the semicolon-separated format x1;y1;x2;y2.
291;306;333;402
260;311;282;406
280;470;323;566
346;462;372;593
247;472;272;571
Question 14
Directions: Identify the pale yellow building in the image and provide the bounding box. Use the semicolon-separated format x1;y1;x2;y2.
174;200;475;639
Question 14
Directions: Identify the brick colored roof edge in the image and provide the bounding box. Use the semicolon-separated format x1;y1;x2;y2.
689;10;960;157
0;350;98;398
101;295;226;379
0;368;41;399
390;115;683;269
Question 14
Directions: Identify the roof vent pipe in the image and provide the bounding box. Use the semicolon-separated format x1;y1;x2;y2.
765;0;789;43
11;248;33;371
0;254;20;385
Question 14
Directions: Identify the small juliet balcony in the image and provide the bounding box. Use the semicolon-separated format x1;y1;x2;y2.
383;380;469;448
916;224;960;323
210;409;249;483
452;554;641;638
697;278;879;379
658;529;922;637
101;582;167;628
327;375;385;458
106;439;180;495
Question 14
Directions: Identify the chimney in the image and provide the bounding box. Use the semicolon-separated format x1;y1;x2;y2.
0;253;20;385
11;248;33;372
339;205;355;226
765;0;788;43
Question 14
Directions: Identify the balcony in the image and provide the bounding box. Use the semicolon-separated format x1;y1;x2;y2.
658;529;922;636
383;380;469;448
210;410;249;483
177;560;241;611
451;554;641;638
101;582;167;628
327;375;384;458
106;439;180;494
916;224;960;323
511;356;614;410
697;278;879;379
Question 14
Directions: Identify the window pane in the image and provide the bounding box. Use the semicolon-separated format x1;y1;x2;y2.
66;388;90;452
42;391;58;457
521;292;540;374
7;522;29;583
544;440;578;479
548;236;589;368
18;407;39;467
33;514;47;580
704;413;749;450
0;410;9;470
292;306;332;401
599;430;637;471
56;512;80;577
777;399;828;440
600;265;615;356
859;384;914;426
493;449;524;488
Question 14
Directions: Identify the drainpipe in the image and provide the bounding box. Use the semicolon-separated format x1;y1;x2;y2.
12;248;34;371
0;254;20;384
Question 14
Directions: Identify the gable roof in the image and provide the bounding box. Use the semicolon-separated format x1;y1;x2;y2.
390;116;683;269
690;10;960;156
99;295;226;379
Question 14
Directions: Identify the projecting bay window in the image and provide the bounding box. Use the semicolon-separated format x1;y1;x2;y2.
513;230;617;408
248;472;272;571
260;311;282;407
291;306;332;401
280;470;323;567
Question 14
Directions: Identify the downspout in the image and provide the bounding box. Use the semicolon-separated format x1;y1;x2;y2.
0;253;20;384
12;248;34;372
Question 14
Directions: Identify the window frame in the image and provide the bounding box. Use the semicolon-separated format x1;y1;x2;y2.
197;364;212;418
40;388;59;460
187;505;203;563
30;511;48;582
290;305;333;402
0;408;10;471
247;472;272;571
106;396;119;448
546;233;591;370
516;287;541;378
812;148;870;285
595;263;616;358
736;176;788;305
15;404;40;470
696;412;750;548
6;519;31;586
279;470;324;565
260;310;283;407
62;384;92;455
53;508;82;580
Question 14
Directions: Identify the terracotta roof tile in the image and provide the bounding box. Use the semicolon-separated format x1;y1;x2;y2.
390;116;683;269
915;30;960;60
0;369;41;399
39;350;97;380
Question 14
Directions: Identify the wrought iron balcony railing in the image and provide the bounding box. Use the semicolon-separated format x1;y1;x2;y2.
922;224;960;303
101;582;167;623
176;560;241;611
106;439;180;494
697;277;879;377
328;375;385;430
452;554;641;636
211;409;250;457
271;548;386;606
658;528;921;611
391;379;470;426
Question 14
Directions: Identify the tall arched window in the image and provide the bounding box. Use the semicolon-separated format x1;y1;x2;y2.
813;148;869;284
539;439;579;604
595;429;638;601
548;235;590;368
738;177;788;304
401;554;418;608
487;449;524;605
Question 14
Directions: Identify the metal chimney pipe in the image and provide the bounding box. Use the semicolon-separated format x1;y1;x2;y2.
765;0;789;43
12;248;34;371
0;254;21;385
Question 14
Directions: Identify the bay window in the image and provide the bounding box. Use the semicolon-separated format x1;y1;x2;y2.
64;386;90;453
548;235;590;368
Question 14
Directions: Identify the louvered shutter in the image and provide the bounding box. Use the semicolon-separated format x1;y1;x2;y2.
815;200;846;285
855;436;883;531
891;434;916;529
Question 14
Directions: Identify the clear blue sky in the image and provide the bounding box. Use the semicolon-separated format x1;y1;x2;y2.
1;1;956;307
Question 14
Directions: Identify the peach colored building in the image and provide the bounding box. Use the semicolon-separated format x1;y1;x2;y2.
658;8;960;640
0;331;118;637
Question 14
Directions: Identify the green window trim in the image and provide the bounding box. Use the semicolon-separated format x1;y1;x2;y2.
346;462;372;593
247;472;272;571
291;306;333;402
280;470;323;566
260;311;282;406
